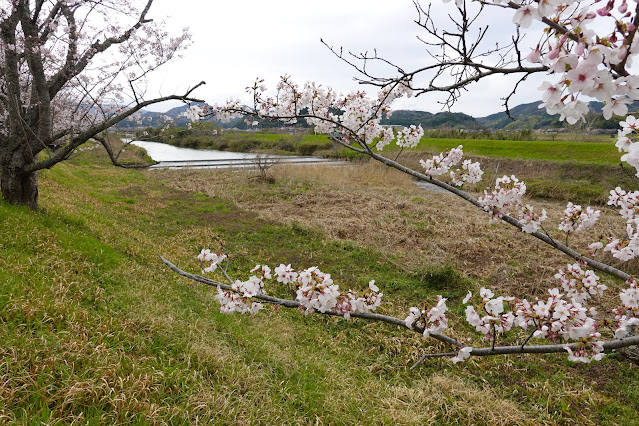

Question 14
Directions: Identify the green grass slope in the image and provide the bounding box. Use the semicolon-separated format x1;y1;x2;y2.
1;150;638;423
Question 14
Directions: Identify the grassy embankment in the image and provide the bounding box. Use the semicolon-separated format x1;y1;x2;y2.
1;140;638;423
138;125;340;157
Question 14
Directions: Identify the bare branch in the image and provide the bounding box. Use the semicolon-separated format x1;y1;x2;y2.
92;134;156;169
27;81;205;173
320;2;548;111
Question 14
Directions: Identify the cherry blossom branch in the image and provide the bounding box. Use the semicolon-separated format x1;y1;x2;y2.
161;255;639;366
413;334;639;365
159;255;411;329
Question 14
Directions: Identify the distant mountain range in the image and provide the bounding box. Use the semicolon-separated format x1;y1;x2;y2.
382;100;639;130
117;100;639;131
117;103;221;128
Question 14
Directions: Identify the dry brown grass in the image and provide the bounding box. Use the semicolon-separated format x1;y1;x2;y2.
381;373;546;425
155;161;631;301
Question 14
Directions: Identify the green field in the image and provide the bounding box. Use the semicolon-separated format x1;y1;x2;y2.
415;137;621;163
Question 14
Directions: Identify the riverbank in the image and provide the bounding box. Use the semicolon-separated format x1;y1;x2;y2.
127;128;630;203
130;140;342;169
132;125;348;157
131;125;622;163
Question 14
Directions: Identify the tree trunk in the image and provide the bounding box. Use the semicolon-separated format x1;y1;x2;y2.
1;147;39;210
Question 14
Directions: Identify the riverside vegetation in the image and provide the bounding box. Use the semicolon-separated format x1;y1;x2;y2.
138;125;632;204
1;137;638;423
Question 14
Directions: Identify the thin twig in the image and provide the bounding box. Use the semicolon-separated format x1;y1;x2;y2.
410;352;456;370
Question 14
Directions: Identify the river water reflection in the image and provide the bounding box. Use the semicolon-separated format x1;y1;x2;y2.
130;140;448;193
130;140;337;169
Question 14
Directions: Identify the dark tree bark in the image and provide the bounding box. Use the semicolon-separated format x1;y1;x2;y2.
1;144;38;210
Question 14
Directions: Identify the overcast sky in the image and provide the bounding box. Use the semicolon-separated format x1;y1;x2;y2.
143;0;547;116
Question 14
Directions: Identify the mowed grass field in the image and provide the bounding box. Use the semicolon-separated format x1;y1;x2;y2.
414;136;620;163
399;135;630;205
1;139;638;423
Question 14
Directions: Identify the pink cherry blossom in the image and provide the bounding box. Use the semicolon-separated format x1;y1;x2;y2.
558;202;600;233
512;4;539;28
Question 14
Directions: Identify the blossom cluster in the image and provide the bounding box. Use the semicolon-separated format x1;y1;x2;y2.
216;277;265;314
450;159;484;187
463;288;515;341
478;175;607;237
404;296;449;337
339;282;384;319
405;296;476;363
615;116;638;154
197;249;227;273
183;105;204;122
518;204;548;234
514;288;604;362
478;175;527;223
419;145;483;187
615;279;639;338
603;187;639;260
395;125;425;149
558;202;600;233
620;279;639;311
514;0;639;125
284;267;383;317
506;288;604;362
419;145;463;176
554;263;607;304
198;252;383;319
294;267;340;314
522;290;588;334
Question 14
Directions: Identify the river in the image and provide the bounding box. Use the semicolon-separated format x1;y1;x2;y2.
130;140;449;193
129;140;339;169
